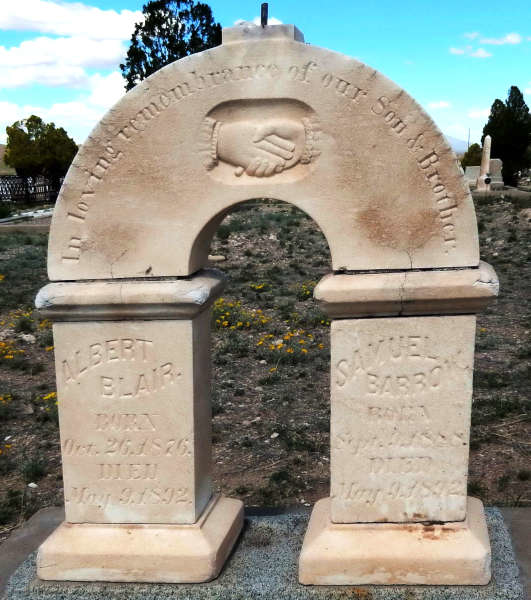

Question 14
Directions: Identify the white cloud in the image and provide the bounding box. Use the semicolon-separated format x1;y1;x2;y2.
428;101;451;109
470;48;492;58
0;0;142;41
468;108;490;119
525;83;531;95
463;32;479;40
0;36;126;88
480;32;522;45
0;71;125;144
87;72;125;107
449;45;491;57
0;1;140;90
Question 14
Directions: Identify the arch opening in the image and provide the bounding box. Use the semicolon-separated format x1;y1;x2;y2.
206;199;332;507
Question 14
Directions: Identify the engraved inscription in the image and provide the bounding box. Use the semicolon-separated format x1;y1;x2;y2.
333;429;467;454
56;322;198;523
331;317;473;522
60;57;463;263
367;404;430;421
334;334;442;392
369;95;459;250
98;463;158;481
368;456;432;474
61;338;153;384
333;479;464;505
99;361;177;398
371;96;407;134
118;487;190;505
62;435;192;458
95;413;157;431
65;486;191;507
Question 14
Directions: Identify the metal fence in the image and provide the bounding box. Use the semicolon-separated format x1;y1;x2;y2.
0;176;63;205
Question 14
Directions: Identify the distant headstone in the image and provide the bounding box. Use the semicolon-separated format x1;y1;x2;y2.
35;22;499;587
489;158;504;189
464;165;480;187
477;135;492;191
464;159;503;191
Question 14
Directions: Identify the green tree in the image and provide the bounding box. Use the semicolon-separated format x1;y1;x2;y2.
483;87;531;185
461;143;482;170
4;115;78;189
120;0;221;91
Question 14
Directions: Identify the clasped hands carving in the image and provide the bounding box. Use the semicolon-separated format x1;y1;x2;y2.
202;116;319;177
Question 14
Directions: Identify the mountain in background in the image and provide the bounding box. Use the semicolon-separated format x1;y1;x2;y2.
445;135;469;155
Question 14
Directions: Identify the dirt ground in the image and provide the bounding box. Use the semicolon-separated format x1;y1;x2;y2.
0;194;529;543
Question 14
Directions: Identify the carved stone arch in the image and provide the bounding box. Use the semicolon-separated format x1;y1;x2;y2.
37;24;498;587
48;25;478;281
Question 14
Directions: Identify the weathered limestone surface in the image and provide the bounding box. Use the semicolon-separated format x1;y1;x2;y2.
37;496;244;583
35;273;244;582
314;261;499;318
300;497;491;585
36;270;226;320
8;507;523;598
330;315;475;523
35;22;501;588
51;316;211;524
48;25;478;280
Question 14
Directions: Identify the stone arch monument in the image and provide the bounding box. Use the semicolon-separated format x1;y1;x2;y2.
36;23;499;586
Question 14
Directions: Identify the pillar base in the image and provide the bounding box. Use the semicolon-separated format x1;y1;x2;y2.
299;496;491;586
37;496;243;583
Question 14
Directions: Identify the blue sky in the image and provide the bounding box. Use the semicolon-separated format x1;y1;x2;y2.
1;0;530;146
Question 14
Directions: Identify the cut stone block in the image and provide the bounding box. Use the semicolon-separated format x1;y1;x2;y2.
330;315;476;523
36;270;226;321
37;496;244;583
314;262;498;318
299;496;491;585
47;25;480;281
51;314;212;524
5;506;523;598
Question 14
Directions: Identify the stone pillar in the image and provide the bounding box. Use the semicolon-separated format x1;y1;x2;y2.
35;270;243;583
477;135;492;191
299;262;499;585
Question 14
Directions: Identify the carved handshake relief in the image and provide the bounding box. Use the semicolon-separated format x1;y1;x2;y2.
200;115;320;177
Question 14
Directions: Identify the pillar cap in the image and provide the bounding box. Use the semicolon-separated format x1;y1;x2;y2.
35;269;226;321
314;262;499;318
222;23;304;44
